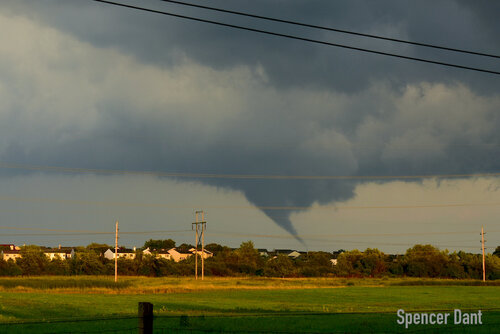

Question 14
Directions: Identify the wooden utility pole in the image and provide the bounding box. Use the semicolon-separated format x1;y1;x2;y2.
195;214;198;280
115;220;119;283
192;211;206;280
201;211;205;281
481;226;486;282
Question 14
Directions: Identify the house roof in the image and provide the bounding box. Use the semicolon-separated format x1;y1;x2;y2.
1;250;20;254
44;248;74;253
106;248;135;254
274;249;294;254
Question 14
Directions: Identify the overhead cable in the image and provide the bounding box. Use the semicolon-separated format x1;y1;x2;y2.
91;0;500;75
2;162;500;180
2;195;500;210
159;0;500;59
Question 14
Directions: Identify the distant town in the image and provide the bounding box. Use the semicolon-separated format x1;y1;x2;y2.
1;240;499;279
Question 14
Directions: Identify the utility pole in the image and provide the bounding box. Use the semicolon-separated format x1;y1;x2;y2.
201;211;205;281
115;220;119;283
481;226;486;282
192;211;206;280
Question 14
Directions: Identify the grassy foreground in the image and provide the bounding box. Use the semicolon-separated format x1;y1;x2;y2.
0;276;498;333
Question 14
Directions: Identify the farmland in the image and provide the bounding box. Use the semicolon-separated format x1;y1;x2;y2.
0;276;498;333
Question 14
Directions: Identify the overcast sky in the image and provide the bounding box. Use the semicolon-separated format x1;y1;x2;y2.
0;0;499;253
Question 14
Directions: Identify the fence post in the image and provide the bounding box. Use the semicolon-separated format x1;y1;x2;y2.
138;302;153;334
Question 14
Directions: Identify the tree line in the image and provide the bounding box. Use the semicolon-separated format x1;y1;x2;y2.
1;241;499;279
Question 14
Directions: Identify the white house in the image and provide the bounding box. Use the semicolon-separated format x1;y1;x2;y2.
104;248;136;260
287;251;301;259
167;248;192;262
44;247;75;260
258;249;269;257
142;247;196;262
189;248;213;260
1;250;22;262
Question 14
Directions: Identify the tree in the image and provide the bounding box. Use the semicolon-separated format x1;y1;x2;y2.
485;254;500;280
458;251;482;279
299;252;333;277
404;245;448;278
46;258;70;275
235;241;262;274
360;248;387;277
176;243;194;253
442;252;465;279
494;246;500;257
70;251;108;275
17;246;49;275
86;243;113;255
0;259;22;276
264;255;295;277
334;249;364;276
205;243;230;256
143;239;176;250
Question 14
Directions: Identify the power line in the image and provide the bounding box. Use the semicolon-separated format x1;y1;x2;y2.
2;225;496;237
158;0;500;59
0;225;495;249
3;194;500;210
91;0;500;75
0;232;481;249
204;231;489;248
0;226;190;235
3;162;500;180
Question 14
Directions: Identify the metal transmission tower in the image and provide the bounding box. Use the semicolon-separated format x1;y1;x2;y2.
192;211;207;280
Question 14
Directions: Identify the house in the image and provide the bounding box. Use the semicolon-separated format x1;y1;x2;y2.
287;251;302;259
142;247;195;262
274;249;294;255
273;249;303;259
157;249;172;260
167;248;192;262
44;247;75;260
189;248;213;259
258;249;269;257
330;259;338;266
142;247;172;260
142;247;153;256
104;248;136;260
1;249;21;262
0;244;19;251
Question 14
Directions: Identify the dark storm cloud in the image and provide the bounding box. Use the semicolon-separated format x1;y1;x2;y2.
2;0;499;93
1;0;500;238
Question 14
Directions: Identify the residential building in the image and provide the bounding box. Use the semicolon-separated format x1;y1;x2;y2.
189;248;213;260
1;250;21;262
167;248;192;262
104;248;136;260
43;247;75;260
0;244;19;251
257;249;269;257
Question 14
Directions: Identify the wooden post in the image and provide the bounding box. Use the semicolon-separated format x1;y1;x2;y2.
138;302;153;334
201;211;205;281
481;226;486;282
195;212;198;280
115;220;118;283
193;211;206;281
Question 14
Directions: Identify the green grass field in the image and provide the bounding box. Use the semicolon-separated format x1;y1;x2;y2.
0;276;498;333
